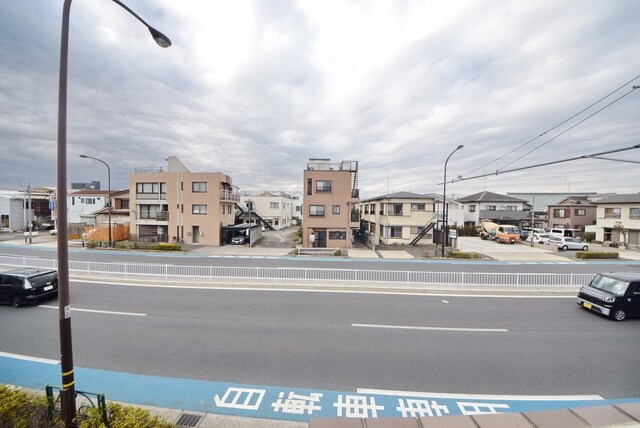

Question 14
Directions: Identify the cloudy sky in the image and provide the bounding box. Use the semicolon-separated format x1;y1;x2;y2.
1;0;639;199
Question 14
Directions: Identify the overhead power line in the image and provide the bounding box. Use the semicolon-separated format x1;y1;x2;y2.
461;73;640;177
443;144;640;184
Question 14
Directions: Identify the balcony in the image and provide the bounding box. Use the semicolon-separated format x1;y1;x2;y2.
220;190;240;202
137;211;169;221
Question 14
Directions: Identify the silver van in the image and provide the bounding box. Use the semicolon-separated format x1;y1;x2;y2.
549;228;576;238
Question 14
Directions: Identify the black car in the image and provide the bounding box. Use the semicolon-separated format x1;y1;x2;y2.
577;272;640;321
0;268;58;307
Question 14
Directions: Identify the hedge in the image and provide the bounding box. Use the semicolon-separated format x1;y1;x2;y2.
576;251;619;259
448;251;483;259
0;385;173;428
113;242;182;251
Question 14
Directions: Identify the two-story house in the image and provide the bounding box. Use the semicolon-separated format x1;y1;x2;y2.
546;195;597;233
302;158;360;249
457;191;531;229
68;189;110;225
129;156;238;245
593;194;640;248
359;192;438;246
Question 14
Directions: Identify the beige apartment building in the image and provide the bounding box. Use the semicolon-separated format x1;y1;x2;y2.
129;156;238;246
302;158;360;249
360;192;438;246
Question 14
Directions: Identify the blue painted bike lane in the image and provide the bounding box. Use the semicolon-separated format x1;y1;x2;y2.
2;354;639;422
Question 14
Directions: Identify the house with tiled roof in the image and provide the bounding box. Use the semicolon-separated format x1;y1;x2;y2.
592;193;640;248
456;191;532;229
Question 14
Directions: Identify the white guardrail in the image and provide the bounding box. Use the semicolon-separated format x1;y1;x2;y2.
0;255;594;287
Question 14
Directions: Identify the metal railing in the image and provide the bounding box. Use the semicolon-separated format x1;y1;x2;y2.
0;255;593;287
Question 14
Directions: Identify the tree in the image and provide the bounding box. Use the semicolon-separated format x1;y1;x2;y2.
613;221;628;249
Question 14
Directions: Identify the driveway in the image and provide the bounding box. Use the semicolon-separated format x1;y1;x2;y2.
456;237;570;262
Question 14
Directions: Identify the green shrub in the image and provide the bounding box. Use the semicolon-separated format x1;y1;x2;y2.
86;240;98;249
0;386;173;428
0;385;60;428
154;243;182;251
448;251;483;259
582;232;596;243
576;251;619;259
333;248;342;256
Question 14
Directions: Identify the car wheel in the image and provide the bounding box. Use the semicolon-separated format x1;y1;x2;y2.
11;297;21;308
612;308;627;322
561;245;568;251
582;246;588;251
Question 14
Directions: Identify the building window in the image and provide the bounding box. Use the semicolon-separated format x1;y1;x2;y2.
192;182;207;193
390;204;403;215
487;205;496;211
630;207;640;219
575;209;586;216
506;206;517;211
270;202;279;209
468;205;476;212
411;203;425;211
309;205;325;216
81;198;96;204
316;180;332;192
553;209;566;218
604;207;621;219
307;178;312;195
389;226;402;238
329;230;346;240
332;205;340;214
295;206;301;212
192;204;207;214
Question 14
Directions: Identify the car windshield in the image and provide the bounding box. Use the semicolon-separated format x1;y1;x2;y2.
503;227;518;234
589;274;629;296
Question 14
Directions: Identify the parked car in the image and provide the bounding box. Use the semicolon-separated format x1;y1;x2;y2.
532;233;550;244
555;237;588;251
231;235;246;245
49;229;58;235
577;272;640;321
546;236;561;246
0;268;58;307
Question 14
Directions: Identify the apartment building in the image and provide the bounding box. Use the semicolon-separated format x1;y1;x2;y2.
593;194;640;248
239;191;294;230
360;192;438;246
129;156;238;245
291;191;303;225
302;158;360;249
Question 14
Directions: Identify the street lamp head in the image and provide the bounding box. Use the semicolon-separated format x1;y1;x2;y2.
456;145;464;150
79;154;88;158
149;27;172;48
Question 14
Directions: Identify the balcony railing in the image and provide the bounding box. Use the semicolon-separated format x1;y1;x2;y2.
220;190;240;202
136;193;167;200
138;212;169;221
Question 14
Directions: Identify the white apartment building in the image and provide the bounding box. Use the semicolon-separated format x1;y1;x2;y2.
239;191;295;230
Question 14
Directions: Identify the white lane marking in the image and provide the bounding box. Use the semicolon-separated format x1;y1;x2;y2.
441;300;450;304
72;279;578;299
356;388;604;401
39;305;146;317
0;351;59;365
352;323;508;333
356;388;603;401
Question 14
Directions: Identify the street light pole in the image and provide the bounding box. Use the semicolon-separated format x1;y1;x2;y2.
441;145;464;258
56;1;170;426
79;155;111;246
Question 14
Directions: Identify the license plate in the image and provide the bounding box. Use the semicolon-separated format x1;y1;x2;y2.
43;285;53;291
583;302;592;309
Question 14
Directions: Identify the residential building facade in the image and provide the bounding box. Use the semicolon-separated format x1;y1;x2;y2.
129;156;238;245
68;189;110;225
291;191;303;225
301;158;360;249
457;191;531;229
593;194;640;248
546;195;597;232
360;192;438;246
239;191;294;230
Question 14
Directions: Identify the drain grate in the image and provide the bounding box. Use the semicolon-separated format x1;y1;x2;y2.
176;412;203;427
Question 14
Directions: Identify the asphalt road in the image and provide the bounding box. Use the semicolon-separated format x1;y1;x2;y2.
1;280;638;399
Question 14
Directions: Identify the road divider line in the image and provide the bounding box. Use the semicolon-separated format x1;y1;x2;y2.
39;305;147;317
0;351;59;365
352;323;508;332
356;388;603;401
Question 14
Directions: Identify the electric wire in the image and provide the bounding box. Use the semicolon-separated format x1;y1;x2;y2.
461;73;640;177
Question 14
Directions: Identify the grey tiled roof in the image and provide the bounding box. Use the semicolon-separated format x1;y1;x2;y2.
593;193;640;204
456;191;528;203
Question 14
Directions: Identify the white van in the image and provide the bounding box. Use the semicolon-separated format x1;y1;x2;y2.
549;228;576;238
